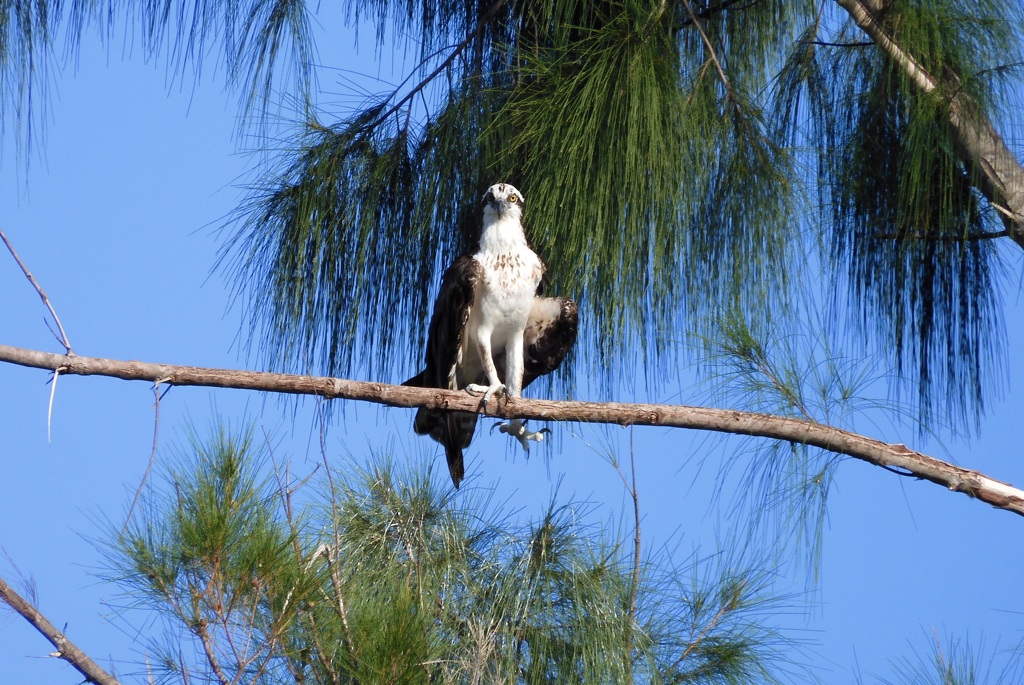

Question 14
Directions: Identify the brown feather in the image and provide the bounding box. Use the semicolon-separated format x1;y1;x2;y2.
404;255;482;487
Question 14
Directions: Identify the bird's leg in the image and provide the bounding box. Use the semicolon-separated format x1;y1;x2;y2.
464;333;506;402
492;419;551;453
491;332;550;450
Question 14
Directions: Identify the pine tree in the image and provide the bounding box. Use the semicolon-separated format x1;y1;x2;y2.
110;426;792;684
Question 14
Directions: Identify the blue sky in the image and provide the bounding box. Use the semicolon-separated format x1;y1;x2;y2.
2;11;1024;684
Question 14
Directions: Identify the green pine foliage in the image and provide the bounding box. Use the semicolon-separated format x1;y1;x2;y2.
4;1;1023;426
867;633;1024;685
222;0;805;388
0;0;50;156
110;426;794;683
802;0;1021;428
216;0;1022;431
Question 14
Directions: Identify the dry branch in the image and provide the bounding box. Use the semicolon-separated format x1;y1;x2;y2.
0;228;73;352
0;574;121;685
2;343;1022;516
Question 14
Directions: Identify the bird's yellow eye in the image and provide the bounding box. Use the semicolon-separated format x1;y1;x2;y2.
508;194;518;203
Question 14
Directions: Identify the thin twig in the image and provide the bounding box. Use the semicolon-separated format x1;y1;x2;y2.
316;397;354;652
626;428;642;672
179;649;191;685
0;227;73;353
229;593;263;685
304;608;340;685
679;0;744;119
607;429;642;675
753;359;814;422
628;430;641;620
122;381;165;538
350;0;508;138
266;431;300;538
244;637;281;685
217;597;248;681
665;600;732;676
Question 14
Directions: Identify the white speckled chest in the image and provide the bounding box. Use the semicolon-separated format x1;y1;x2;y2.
473;246;542;332
468;209;544;332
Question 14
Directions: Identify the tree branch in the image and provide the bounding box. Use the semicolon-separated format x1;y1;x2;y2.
834;0;1024;249
1;343;1022;516
350;0;508;137
194;619;231;685
0;227;73;352
0;573;121;685
680;0;746;120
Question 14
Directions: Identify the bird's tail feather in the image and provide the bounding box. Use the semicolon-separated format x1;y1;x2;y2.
444;440;465;489
406;368;477;488
440;412;477;489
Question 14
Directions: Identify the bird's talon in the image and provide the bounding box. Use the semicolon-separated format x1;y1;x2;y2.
494;419;550;452
466;382;506;404
465;383;487;396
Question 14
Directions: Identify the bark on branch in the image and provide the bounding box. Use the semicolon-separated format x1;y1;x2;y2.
834;0;1024;248
2;343;1022;516
0;574;121;685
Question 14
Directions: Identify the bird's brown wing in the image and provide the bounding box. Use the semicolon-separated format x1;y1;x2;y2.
404;255;482;488
521;296;578;388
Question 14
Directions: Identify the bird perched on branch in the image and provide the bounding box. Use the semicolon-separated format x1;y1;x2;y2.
405;183;578;488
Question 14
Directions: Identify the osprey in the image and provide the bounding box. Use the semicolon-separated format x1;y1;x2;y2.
405;183;578;488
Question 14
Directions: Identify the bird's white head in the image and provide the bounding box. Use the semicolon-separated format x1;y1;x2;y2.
481;183;525;223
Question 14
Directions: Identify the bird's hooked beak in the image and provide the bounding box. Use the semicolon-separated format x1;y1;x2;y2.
483;189;520;218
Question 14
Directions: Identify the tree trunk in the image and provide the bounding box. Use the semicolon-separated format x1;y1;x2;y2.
835;0;1024;247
